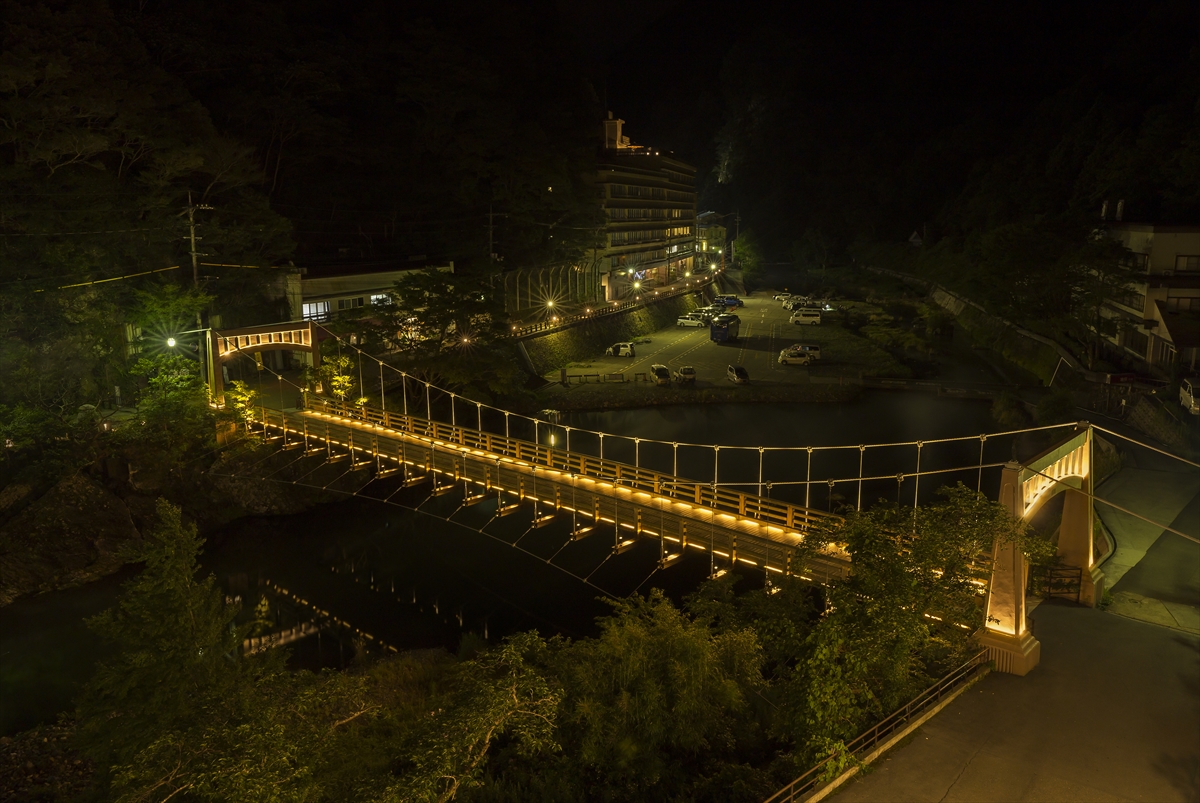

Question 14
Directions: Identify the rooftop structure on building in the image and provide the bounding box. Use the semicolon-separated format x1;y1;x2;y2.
592;113;697;301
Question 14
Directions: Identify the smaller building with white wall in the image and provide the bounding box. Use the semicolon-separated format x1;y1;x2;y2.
285;260;454;323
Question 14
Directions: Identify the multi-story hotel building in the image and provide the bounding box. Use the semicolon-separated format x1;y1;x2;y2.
592;114;696;300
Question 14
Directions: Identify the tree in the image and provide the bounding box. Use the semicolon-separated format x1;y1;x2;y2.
734;230;766;281
77;500;378;802
386;631;561;803
1065;237;1142;368
317;354;356;403
551;591;762;796
125;352;213;467
787;486;1029;757
375;269;524;395
77;500;242;770
225;379;260;425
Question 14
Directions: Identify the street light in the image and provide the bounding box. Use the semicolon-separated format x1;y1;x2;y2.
166;337;177;348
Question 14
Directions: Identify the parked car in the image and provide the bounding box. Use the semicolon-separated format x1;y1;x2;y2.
676;314;706;327
650;364;671;386
778;349;812;365
783;298;810;310
606;342;635;357
789;310;821;325
784;343;822;360
719;295;745;307
772;292;793;301
726;364;750;384
1182;377;1200;415
673;365;696;384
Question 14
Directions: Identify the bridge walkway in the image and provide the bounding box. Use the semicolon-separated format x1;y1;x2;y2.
256;402;850;583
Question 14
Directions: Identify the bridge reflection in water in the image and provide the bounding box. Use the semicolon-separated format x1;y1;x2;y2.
249;401;852;587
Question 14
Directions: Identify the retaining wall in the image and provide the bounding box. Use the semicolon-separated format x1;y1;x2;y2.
522;293;705;374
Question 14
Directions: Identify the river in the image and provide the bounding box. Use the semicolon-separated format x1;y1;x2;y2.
1;389;1012;736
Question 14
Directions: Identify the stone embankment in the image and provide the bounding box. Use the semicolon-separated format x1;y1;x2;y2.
0;474;142;607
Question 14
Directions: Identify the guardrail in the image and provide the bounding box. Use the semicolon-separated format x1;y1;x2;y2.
509;274;714;338
764;649;990;803
298;398;838;533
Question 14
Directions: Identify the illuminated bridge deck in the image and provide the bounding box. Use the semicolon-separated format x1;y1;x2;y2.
256;404;850;583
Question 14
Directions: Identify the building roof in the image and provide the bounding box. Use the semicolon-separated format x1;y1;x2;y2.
295;259;453;279
1155;301;1200;349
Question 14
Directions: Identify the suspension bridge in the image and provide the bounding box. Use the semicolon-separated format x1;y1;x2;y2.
207;319;1200;678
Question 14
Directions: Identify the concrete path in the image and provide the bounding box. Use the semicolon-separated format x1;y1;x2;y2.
833;602;1200;802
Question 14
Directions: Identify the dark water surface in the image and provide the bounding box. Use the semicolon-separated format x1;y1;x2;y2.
1;391;1010;735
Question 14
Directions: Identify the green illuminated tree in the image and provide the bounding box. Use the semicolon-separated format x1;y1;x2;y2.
318;354;356;402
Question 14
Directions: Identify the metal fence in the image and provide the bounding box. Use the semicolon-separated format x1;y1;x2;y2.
764;649;990;803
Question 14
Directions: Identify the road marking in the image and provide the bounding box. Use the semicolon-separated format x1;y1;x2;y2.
626;331;697;372
737;322;752;364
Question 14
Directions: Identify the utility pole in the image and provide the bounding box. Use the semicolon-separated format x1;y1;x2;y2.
184;192;213;391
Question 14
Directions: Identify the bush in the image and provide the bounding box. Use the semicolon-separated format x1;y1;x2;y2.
1036;389;1077;425
991;392;1031;428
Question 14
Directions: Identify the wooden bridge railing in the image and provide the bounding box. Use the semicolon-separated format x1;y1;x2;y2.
297;399;837;534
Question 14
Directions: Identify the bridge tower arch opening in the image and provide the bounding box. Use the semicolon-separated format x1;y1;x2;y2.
207;321;323;405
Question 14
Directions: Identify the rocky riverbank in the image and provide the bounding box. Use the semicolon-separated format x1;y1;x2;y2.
0;724;93;802
0;447;326;608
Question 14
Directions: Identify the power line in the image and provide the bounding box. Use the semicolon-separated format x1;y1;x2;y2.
30;265;181;292
0;226;174;236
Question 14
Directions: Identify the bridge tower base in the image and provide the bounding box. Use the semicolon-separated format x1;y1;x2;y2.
977;628;1041;677
981;461;1042;676
1059;487;1105;607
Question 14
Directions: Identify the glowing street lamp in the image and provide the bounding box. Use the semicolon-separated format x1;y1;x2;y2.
166;337;177;347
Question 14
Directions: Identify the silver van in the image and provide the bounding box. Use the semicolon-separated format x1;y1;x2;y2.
789;309;821;325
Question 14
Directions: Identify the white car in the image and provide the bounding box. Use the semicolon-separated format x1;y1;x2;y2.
726;364;750;384
784;343;822;360
673;366;696;384
676;314;707;327
772;292;793;301
778;349;812;366
650;364;671;386
606;342;636;357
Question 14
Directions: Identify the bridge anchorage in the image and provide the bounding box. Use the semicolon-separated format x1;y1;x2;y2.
225;400;852;597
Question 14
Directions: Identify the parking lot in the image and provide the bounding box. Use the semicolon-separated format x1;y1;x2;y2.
539;290;907;402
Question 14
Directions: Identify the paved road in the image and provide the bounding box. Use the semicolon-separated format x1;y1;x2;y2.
1111;491;1200;607
834;601;1200;802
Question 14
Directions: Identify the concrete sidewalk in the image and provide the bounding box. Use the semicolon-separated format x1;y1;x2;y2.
833;602;1200;802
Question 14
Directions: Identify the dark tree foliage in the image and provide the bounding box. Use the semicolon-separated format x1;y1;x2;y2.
0;0;294;425
120;0;605;272
703;1;1199;283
